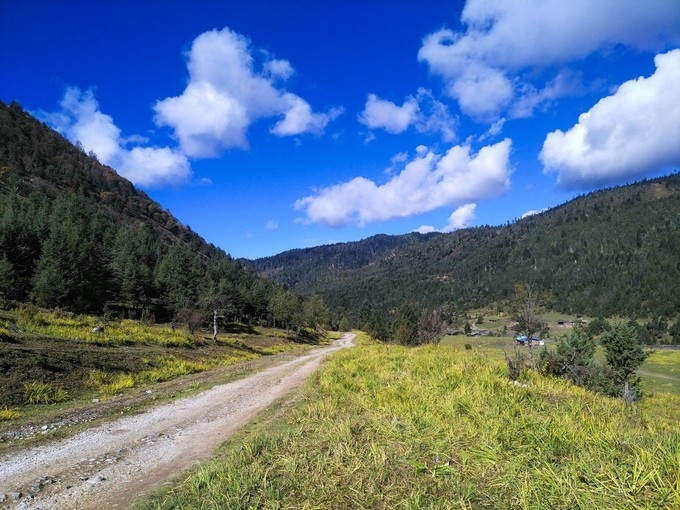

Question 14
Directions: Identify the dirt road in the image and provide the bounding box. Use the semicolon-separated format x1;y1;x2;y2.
0;333;355;509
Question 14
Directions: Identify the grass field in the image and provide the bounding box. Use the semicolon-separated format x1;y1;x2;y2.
442;332;680;397
138;337;680;509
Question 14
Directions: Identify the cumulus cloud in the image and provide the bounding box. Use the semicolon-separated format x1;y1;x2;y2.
294;139;511;227
118;147;191;188
39;87;191;187
271;94;343;136
444;203;477;231
359;94;420;134
415;225;437;234
540;49;680;189
358;89;456;141
418;0;680;119
154;27;340;157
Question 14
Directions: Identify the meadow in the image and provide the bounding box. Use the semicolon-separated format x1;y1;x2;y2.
442;331;680;397
139;334;679;509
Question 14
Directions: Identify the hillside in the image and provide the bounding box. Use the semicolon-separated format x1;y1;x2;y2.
249;173;680;323
0;101;280;321
251;232;440;288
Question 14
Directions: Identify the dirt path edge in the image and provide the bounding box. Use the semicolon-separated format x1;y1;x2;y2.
0;333;355;509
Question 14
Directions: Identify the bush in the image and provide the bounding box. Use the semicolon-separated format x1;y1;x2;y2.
539;328;604;392
587;316;610;336
504;348;525;381
0;406;23;421
23;381;69;405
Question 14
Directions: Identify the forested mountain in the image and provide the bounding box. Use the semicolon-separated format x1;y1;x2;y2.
249;173;680;326
4;99;679;337
252;232;440;289
0;101;284;323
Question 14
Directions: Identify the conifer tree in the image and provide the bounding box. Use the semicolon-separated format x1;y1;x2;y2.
600;321;649;400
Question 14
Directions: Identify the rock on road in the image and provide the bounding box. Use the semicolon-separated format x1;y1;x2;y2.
0;333;355;509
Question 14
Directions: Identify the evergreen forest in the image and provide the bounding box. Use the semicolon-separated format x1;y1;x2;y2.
251;174;680;338
0;101;298;328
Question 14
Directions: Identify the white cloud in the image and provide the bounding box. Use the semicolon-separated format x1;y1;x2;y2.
418;0;680;119
154;27;340;157
521;208;548;219
266;220;279;230
510;69;584;119
271;94;343;136
45;87;121;163
294;139;512;227
444;203;477;232
118;147;191;188
391;152;409;164
263;58;294;80
153;81;251;156
359;94;420;134
415;225;437;234
358;89;456;141
479;118;506;142
540;49;680;189
39;87;191;188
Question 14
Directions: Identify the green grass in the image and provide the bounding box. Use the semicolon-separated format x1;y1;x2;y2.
0;406;23;421
23;381;69;405
443;334;680;397
15;308;196;346
138;344;679;510
84;351;267;395
638;349;680;395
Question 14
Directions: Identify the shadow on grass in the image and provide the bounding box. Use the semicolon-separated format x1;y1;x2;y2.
223;323;258;335
293;329;323;345
0;334;22;344
214;338;271;356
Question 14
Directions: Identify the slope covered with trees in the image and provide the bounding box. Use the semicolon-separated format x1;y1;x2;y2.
0;101;293;326
251;232;440;288
250;173;680;328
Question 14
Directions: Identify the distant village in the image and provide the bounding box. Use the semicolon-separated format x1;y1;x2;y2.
450;317;590;346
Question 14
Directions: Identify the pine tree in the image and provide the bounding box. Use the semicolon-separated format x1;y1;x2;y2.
600;322;650;400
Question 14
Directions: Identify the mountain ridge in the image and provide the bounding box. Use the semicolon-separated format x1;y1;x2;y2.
248;172;680;322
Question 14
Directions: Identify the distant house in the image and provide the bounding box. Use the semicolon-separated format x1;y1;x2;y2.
515;335;544;346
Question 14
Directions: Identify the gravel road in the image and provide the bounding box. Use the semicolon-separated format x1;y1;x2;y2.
0;333;355;509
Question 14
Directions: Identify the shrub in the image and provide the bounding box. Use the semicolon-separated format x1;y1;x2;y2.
504;348;525;380
539;327;599;388
587;316;610;336
0;406;23;421
86;370;136;394
23;381;69;405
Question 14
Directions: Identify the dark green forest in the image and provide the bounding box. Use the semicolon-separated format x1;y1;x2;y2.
250;173;680;335
0;101;300;328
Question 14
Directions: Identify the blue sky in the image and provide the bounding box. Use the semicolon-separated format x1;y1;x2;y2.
2;1;679;259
